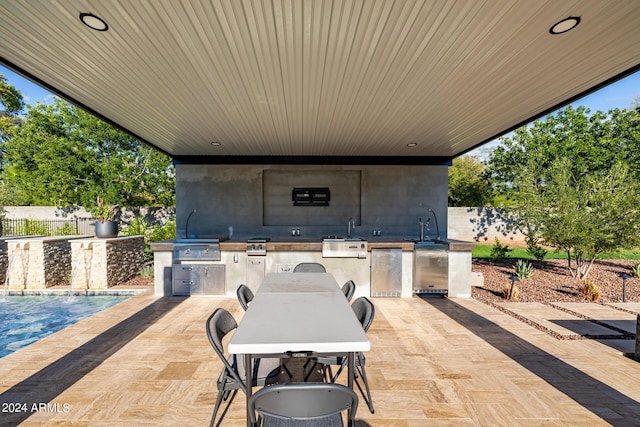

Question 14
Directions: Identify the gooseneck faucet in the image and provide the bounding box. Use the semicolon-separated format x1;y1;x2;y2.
428;208;440;241
185;209;197;239
347;217;356;238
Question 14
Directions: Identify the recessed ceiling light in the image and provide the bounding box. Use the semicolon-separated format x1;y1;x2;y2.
210;141;222;146
406;142;418;147
549;16;580;35
79;12;109;31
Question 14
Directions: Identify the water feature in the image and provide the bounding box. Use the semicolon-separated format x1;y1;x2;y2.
0;295;128;358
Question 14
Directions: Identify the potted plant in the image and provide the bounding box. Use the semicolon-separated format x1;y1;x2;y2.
90;196;119;238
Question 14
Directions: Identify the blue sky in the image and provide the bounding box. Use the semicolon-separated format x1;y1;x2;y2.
2;63;639;156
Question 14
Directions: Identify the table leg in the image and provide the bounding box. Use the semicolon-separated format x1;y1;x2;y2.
347;352;355;426
245;354;252;427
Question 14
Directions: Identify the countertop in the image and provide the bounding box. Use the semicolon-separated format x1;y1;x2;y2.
150;238;475;252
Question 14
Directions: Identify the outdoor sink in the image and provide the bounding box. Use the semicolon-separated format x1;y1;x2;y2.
405;238;445;244
174;238;220;243
414;240;447;249
322;238;368;258
322;236;364;242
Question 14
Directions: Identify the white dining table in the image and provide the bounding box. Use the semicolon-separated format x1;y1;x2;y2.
228;272;370;426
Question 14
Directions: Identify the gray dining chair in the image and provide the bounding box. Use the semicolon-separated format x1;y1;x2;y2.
237;284;254;311
341;280;356;302
206;308;281;427
293;262;326;273
315;297;375;414
248;383;358;426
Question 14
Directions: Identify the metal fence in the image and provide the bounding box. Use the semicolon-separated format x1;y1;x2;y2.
1;218;94;237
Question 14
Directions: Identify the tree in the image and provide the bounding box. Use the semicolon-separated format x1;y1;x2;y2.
486;105;640;279
486;105;640;197
448;155;493;206
0;73;24;151
515;159;640;279
1;99;175;207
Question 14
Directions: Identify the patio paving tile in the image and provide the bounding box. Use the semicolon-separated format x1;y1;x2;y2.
1;293;640;425
494;302;626;338
551;302;638;334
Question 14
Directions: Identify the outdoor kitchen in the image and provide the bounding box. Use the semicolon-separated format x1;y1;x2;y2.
150;163;475;298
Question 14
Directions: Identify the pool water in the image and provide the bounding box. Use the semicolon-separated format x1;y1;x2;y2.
0;295;129;358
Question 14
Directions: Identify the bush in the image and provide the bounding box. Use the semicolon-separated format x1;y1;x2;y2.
514;259;533;279
502;283;519;301
526;240;547;261
139;264;154;278
632;263;640;279
123;217;176;261
490;238;511;263
578;280;601;302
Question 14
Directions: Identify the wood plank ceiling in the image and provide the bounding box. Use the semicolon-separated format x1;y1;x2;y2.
1;0;639;163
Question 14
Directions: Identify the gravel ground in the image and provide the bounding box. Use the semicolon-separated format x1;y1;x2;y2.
472;258;640;304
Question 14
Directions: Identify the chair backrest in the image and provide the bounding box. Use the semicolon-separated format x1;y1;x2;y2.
236;284;254;311
351;296;375;332
341;280;356;302
293;262;326;273
248;383;358;426
205;308;246;389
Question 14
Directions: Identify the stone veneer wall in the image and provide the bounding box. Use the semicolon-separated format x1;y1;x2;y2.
6;237;88;290
71;236;144;289
0;240;8;286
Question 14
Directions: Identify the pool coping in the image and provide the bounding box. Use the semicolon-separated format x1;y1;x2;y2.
0;288;152;296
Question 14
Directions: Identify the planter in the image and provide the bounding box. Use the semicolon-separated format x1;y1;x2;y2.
95;220;119;238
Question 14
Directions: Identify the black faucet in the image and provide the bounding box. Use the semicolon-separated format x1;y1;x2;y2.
185;209;197;239
428;208;440;241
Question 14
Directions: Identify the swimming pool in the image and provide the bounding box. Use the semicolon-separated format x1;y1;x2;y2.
0;295;129;358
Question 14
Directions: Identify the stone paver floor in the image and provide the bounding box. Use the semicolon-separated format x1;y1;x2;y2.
1;292;639;425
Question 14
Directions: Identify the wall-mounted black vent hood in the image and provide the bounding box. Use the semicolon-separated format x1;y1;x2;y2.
292;187;330;206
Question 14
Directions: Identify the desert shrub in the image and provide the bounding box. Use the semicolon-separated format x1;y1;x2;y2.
139;264;154;278
632;263;640;279
514;259;533;279
502;283;519;301
526;240;547;261
578;280;601;302
490;238;511;263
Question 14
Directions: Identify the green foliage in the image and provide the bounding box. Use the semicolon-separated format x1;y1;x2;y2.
526;239;548;261
14;219;48;236
150;220;176;242
513;259;533;279
56;223;77;236
485;105;640;280
490;238;511;263
123;217;176;261
448;155;494;206
0;74;24;145
88;196;117;221
632;263;640;279
0;99;175;207
139;264;154;278
486;105;640;195
473;243;640;261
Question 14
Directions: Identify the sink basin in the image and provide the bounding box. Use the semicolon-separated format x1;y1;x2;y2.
322;237;364;242
406;238;445;244
322;239;368;258
414;240;447;249
174;238;220;243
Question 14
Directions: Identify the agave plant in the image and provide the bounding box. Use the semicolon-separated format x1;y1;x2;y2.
632;262;640;279
514;259;534;279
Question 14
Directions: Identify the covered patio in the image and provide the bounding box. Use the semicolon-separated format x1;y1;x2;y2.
1;291;639;425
